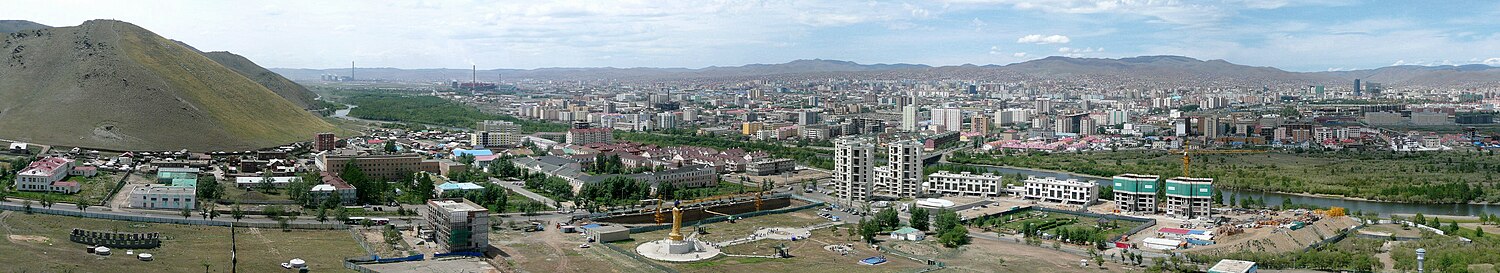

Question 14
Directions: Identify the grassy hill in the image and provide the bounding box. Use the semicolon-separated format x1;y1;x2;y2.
201;51;319;109
0;19;334;151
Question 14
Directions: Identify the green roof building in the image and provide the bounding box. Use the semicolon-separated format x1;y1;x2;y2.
1112;174;1159;213
1165;177;1213;219
157;167;200;188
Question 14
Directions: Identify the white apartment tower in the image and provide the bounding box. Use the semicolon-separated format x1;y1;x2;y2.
901;105;919;132
876;139;923;198
833;137;876;202
932;108;962;132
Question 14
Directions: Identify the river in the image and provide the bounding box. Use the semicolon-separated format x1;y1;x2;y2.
956;164;1500;217
330;104;469;131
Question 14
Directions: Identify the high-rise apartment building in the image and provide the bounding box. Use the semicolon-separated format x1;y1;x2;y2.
833;137;876;202
876;139;923;198
1165;177;1214;219
932;108;962;132
473;120;521;148
901;105;919;132
1112;174;1159;214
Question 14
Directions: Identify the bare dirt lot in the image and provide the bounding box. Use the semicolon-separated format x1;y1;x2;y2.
491;226;659;273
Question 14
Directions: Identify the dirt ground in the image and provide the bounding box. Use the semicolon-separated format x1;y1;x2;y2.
491;227;659;273
893;237;1114;273
723;169;829;189
1183;216;1359;255
667;227;927;273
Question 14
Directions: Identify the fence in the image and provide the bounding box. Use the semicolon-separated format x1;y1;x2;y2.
627;198;825;234
70;228;161;248
1304;218;1366;251
599;241;681;273
348;228;377;257
0;202;346;229
343;260;380;273
100;170;135;206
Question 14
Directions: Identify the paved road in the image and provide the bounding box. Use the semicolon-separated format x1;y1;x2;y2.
489;177;558;208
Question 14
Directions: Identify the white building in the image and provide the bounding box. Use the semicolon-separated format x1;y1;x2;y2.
932;108;962;132
311;172;358;206
233;176;301;189
566;128;614;144
901;105;919;131
473;120;522;148
129;185;197;210
924;171;1004;197
14;156;78;193
1107;109;1130;125
657;112;680;129
833;137;876;202
876;140;923;198
1019;176;1098;205
426;199;490;252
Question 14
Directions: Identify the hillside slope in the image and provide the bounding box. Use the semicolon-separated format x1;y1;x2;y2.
201;51;318;109
0;20;49;33
0;19;334;151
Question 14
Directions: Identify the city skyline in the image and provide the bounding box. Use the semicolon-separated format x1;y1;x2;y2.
8;0;1500;71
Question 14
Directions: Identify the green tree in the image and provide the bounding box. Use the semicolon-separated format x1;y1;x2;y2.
257;171;276;194
230;203;245;221
877;207;900;230
335;208;350;224
196;176;222;200
316;208;329;223
384;141;398;153
1414;213;1426;226
1477;226;1485;238
414;173;436;201
181;206;192;219
857;219;879;243
75;196;89;211
938;221;970;248
910;208;930;231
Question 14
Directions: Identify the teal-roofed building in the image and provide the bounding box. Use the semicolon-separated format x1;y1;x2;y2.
1112;174;1159;214
1165;177;1213;219
157;167;200;188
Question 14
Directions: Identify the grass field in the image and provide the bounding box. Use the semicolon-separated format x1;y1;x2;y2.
951;150;1500;203
0;212;365;272
980;210;1132;242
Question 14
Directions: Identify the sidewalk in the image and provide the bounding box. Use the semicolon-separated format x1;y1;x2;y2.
489;177;558;208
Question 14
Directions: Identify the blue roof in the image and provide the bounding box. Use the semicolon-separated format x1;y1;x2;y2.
452;149;494;157
580;224;603;229
438;182;485;190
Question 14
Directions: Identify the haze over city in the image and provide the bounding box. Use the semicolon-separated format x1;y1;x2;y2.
9;0;1500;71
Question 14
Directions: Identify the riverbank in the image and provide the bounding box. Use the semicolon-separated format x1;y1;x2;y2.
947;150;1500;204
951;162;1500;217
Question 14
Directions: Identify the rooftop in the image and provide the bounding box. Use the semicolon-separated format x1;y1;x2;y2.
1208;259;1256;273
429;199;487;213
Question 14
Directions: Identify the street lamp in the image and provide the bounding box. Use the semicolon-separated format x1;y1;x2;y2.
1416;248;1426;273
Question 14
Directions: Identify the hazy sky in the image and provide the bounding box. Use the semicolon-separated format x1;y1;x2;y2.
9;0;1500;71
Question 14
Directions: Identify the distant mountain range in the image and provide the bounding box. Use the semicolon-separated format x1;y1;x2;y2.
275;56;1500;88
1;20;333;151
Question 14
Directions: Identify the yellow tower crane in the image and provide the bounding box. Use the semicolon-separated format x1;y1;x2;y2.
1168;148;1266;177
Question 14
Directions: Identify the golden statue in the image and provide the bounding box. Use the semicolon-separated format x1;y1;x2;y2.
668;205;684;241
